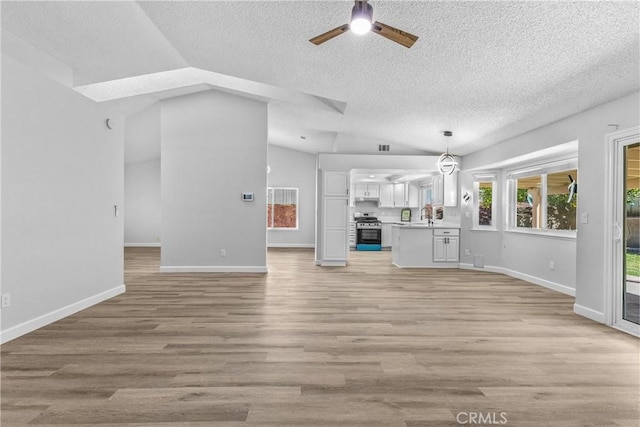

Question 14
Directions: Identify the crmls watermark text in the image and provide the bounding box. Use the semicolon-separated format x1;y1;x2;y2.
456;411;508;425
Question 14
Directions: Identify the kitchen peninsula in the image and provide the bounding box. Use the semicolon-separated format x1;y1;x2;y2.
391;224;460;268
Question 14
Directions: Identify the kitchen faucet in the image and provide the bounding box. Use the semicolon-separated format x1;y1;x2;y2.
420;206;433;225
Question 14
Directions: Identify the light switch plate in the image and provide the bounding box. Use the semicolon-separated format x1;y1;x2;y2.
580;212;588;224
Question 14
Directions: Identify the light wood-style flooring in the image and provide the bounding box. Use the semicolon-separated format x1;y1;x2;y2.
2;248;639;426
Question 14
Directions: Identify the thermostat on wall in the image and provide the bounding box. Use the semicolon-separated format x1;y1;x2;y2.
242;192;254;202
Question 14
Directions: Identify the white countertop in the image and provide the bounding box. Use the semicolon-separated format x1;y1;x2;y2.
390;222;460;229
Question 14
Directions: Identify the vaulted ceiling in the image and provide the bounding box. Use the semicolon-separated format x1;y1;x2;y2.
2;1;639;158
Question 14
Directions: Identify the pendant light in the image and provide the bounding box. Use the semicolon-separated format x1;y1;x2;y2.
437;131;457;175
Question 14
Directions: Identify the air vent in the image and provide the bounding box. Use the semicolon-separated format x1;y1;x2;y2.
378;144;390;152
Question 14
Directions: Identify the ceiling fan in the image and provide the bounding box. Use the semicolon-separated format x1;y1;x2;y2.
309;0;418;48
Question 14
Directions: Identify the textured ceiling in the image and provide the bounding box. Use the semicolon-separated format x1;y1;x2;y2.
2;1;639;158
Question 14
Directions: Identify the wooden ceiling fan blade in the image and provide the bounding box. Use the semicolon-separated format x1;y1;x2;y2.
309;24;350;45
372;21;418;48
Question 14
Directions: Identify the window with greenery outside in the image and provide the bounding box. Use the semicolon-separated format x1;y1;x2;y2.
516;176;541;229
478;182;493;226
546;169;578;231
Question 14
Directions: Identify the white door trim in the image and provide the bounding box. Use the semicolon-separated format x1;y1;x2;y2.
604;126;640;336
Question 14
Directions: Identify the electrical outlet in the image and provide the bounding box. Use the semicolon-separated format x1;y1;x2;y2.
220;249;226;257
580;212;588;224
464;249;471;256
1;294;11;308
549;261;555;270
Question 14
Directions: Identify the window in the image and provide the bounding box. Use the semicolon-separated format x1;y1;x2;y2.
473;174;497;229
267;187;298;229
516;175;542;229
546;169;578;230
507;159;578;234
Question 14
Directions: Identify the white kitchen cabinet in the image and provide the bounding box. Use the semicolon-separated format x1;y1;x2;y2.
393;183;406;207
379;184;394;207
320;171;349;266
324;228;348;260
443;171;458;207
407;183;419;208
432;174;444;206
367;184;380;198
324;171;349;197
381;223;393;248
431;172;458;207
432;229;459;262
322;197;348;261
354;184;367;198
388;183;419;207
354;184;379;198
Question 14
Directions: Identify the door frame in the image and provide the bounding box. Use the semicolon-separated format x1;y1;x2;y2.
604;126;640;336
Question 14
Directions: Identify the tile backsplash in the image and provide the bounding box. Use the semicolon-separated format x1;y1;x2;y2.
351;201;460;224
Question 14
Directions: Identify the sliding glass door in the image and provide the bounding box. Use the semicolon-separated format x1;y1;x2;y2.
610;129;640;335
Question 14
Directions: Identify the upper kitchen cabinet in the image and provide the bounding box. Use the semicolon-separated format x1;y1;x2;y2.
393;183;406;207
407;183;420;208
323;171;349;197
379;184;394;207
431;172;458;206
391;183;420;208
354;184;380;199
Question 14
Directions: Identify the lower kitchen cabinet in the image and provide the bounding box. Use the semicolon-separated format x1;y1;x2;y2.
433;229;459;262
381;223;393;248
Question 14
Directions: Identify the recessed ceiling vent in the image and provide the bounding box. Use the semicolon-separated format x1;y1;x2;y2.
378;144;390;152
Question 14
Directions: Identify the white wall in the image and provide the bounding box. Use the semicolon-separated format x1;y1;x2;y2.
461;92;640;320
125;102;161;165
458;170;505;269
267;145;316;247
124;159;161;246
1;54;125;342
160;90;268;272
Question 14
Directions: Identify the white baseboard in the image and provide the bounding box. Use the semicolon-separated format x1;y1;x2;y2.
319;260;347;267
267;243;315;248
0;284;126;344
459;263;575;296
573;303;605;323
160;266;268;273
459;263;504;274
393;262;459;269
124;243;160;247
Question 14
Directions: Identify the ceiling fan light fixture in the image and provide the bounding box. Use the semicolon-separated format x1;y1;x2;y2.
350;17;372;35
309;0;417;48
350;1;373;35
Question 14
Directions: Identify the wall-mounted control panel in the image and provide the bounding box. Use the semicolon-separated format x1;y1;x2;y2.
242;192;254;202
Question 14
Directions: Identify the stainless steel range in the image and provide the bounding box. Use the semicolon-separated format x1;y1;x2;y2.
355;216;382;251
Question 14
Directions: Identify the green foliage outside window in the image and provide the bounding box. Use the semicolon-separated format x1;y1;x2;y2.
517;188;529;203
479;187;492;208
547;194;578;230
628;188;640;207
478;185;493;226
